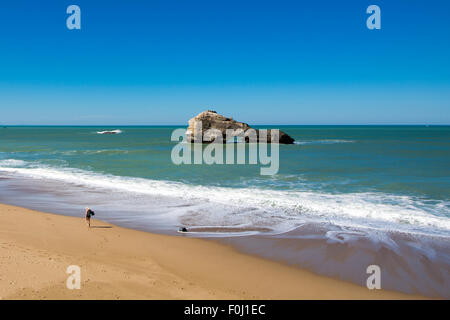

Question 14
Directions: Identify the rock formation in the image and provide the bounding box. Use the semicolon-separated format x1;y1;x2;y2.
186;110;294;144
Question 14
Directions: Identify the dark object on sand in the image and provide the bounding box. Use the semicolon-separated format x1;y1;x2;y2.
178;227;188;233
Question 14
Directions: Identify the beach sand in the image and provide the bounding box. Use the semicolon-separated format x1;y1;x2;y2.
0;203;424;299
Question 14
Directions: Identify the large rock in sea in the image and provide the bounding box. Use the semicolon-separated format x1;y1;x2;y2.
186;110;294;144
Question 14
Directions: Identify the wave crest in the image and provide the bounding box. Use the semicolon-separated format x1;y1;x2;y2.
96;129;122;135
1;159;449;238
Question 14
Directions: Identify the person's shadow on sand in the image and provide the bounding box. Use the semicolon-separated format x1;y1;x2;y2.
90;226;113;229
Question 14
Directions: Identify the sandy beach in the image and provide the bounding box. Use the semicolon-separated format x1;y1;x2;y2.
0;203;425;300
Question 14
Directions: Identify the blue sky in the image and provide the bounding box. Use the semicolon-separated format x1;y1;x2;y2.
0;0;449;125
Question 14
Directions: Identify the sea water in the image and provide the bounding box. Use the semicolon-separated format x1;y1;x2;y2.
0;125;449;297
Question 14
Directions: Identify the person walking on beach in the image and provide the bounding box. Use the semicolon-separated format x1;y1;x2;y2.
85;207;95;228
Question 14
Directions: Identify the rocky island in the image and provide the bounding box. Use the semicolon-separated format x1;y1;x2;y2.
185;110;295;144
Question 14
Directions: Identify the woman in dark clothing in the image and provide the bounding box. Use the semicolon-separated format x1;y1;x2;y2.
85;207;95;228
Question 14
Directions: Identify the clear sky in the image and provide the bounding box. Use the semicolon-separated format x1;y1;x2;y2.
0;0;449;125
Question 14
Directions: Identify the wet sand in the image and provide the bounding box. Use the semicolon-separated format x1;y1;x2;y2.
0;203;425;299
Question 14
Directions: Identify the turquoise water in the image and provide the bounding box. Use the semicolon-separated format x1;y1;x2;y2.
1;125;449;196
1;125;449;297
0;125;449;233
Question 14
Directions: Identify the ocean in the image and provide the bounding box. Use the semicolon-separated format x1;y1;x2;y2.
0;125;449;297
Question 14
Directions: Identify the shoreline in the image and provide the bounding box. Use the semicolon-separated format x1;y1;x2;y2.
0;203;425;299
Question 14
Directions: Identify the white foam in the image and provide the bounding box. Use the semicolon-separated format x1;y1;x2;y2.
57;149;129;156
0;159;28;167
294;139;355;145
96;129;122;134
1;159;449;237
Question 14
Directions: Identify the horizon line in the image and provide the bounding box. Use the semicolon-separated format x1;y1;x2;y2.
1;124;449;127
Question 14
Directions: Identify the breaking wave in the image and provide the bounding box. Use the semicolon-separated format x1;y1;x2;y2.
96;129;122;135
1;159;449;238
